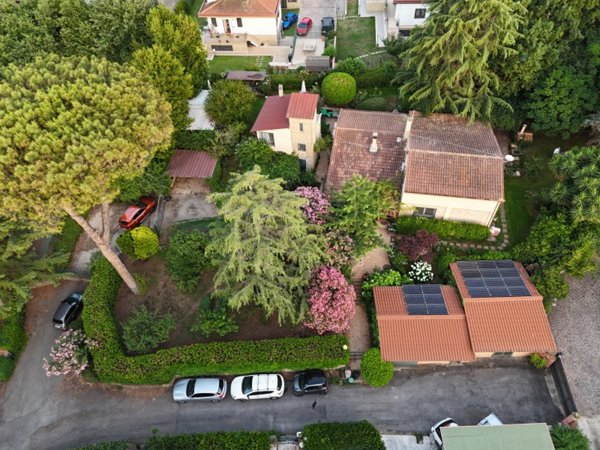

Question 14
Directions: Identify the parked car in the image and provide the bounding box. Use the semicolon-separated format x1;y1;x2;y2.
321;16;335;35
296;17;313;36
230;374;285;401
430;418;459;449
52;293;83;330
282;12;298;30
292;370;328;396
118;196;156;230
172;377;227;404
478;413;503;426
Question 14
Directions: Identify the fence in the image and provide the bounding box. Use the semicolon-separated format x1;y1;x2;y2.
550;354;578;417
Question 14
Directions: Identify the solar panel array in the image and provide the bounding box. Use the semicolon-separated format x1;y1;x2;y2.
456;260;531;298
402;284;448;315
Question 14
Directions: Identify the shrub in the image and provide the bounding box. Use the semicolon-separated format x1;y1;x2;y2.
82;258;349;383
408;261;434;283
551;425;590;450
237;138;302;186
323;45;336;57
0;309;27;381
529;353;548;370
321;72;356;106
121;306;175;354
295;186;330;225
130;226;160;260
395;216;490;241
205;80;255;127
145;431;270;450
173;130;215;150
531;266;570;311
396;230;439;261
324;229;355;270
78;441;129;450
165;230;211;293
269;70;325;92
133;273;156;296
305;266;356;334
53;216;83;265
360;348;394;387
314;135;333;154
334;57;367;77
190;296;239;337
43;329;97;377
355;62;398;89
303;421;385;450
116;231;135;258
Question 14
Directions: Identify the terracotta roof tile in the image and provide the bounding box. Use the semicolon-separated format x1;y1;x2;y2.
168;150;217;178
403;150;504;201
286;93;319;119
250;95;291;132
374;286;475;362
199;0;279;17
326;110;407;192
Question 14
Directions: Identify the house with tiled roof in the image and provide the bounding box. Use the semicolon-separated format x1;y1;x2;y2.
326;109;407;192
374;260;557;364
325;110;504;226
199;0;281;53
251;92;321;170
401;113;504;227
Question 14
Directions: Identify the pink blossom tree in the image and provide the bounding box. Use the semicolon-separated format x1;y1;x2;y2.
305;266;356;334
43;329;98;377
295;186;330;225
324;229;355;269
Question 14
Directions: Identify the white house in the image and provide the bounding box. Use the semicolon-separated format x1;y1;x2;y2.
393;0;428;36
199;0;282;52
251;92;321;170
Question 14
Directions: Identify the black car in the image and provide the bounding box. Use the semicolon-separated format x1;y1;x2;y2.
293;370;328;396
52;293;83;330
321;16;335;36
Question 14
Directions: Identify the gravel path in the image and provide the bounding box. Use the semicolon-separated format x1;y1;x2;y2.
548;271;600;416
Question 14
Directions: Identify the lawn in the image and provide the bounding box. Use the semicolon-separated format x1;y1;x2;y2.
504;131;591;246
209;56;272;75
282;9;299;37
336;17;376;60
354;86;399;112
347;0;359;15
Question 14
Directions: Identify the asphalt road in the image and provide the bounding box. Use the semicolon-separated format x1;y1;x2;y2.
0;282;562;450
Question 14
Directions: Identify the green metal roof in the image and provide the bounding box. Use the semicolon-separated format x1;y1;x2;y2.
441;423;555;450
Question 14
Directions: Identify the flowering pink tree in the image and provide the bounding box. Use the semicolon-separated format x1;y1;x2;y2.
43;329;98;377
294;186;330;225
305;266;356;334
324;229;355;268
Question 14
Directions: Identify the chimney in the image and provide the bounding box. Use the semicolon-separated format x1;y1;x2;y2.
278;84;284;97
301;80;306;93
369;132;378;153
403;110;416;140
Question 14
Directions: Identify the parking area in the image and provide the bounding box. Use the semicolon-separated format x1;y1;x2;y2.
291;0;337;65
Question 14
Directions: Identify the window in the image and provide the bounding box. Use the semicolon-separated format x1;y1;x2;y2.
236;17;243;27
260;131;275;145
414;8;426;19
299;122;304;132
211;18;217;27
412;207;436;218
297;143;306;152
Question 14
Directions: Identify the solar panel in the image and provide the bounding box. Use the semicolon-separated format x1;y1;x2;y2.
457;260;531;298
402;285;448;315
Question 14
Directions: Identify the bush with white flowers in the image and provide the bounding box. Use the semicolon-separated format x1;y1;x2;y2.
408;261;434;283
43;329;98;377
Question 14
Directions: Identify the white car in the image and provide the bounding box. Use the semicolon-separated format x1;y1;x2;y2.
430;417;459;449
230;374;285;401
478;412;503;426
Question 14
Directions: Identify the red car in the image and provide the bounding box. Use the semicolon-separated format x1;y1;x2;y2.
118;197;157;230
296;17;313;36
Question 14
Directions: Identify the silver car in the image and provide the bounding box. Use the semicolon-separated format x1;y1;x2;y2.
172;377;227;404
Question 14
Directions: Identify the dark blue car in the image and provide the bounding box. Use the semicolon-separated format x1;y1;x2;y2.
282;12;298;30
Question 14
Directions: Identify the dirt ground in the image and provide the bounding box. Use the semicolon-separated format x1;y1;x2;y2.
114;256;314;351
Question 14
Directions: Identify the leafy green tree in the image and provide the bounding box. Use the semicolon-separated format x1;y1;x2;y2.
116;158;172;203
398;0;525;122
525;66;598;138
207;167;324;324
548;147;600;224
205;80;255;127
206;123;246;159
321;72;356;106
236;138;301;185
0;220;69;318
551;425;590;450
0;55;173;294
132;45;193;132
121;305;175;354
331;176;399;256
147;5;209;92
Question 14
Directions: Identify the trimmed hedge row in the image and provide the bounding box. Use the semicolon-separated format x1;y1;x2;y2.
82;258;349;384
145;431;270;450
0;309;27;381
395;216;490;241
303;421;386;450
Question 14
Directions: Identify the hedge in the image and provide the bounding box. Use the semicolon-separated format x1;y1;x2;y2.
0;309;27;381
395;216;490;241
82;258;349;384
145;431;271;450
303;421;385;450
53;216;83;268
77;441;129;450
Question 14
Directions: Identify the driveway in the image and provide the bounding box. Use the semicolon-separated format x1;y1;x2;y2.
291;0;337;64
